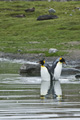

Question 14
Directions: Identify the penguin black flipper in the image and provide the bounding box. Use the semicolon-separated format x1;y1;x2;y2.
50;58;60;75
44;63;51;75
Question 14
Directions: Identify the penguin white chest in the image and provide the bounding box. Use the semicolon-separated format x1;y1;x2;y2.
41;66;50;81
54;62;62;80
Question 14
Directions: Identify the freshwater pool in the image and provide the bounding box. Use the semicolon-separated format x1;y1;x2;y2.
0;74;80;120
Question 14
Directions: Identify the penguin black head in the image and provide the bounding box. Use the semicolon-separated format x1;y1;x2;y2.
39;60;45;65
59;58;66;64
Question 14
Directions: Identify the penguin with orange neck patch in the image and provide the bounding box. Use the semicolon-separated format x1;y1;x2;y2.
39;58;66;99
39;59;56;99
39;60;51;82
51;57;66;80
39;59;54;99
50;57;66;99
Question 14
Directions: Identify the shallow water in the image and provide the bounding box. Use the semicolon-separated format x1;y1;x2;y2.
0;74;80;120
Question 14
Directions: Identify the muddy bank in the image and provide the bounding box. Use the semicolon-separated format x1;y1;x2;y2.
0;50;80;62
0;51;80;77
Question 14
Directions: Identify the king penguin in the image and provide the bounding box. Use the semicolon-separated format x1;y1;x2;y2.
39;59;53;98
50;57;66;99
51;57;66;80
39;58;66;99
39;60;51;81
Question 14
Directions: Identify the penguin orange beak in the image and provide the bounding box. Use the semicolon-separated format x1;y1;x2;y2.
38;61;41;64
63;62;67;65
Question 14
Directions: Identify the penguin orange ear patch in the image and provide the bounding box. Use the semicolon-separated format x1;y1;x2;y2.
43;60;45;64
59;58;62;60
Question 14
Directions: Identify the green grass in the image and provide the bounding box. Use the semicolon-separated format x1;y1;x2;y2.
0;61;21;74
0;1;80;57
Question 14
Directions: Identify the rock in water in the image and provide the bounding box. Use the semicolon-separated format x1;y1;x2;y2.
75;74;80;79
20;64;40;76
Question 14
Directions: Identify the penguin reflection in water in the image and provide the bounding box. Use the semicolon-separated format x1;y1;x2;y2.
39;60;53;99
39;58;66;99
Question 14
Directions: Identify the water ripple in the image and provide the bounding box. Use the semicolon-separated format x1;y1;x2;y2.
0;74;80;119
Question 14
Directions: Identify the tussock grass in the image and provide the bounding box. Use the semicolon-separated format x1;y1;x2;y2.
0;1;80;56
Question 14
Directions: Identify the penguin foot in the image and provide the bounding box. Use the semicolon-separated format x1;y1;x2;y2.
40;95;45;99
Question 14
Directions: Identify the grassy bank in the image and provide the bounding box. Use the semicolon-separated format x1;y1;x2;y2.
0;61;21;74
0;1;80;57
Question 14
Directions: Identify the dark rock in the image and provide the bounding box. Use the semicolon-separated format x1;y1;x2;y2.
15;14;25;18
75;74;80;79
37;15;58;20
20;64;40;76
20;63;80;77
74;7;80;9
25;7;35;12
62;68;80;76
75;66;80;70
11;14;26;18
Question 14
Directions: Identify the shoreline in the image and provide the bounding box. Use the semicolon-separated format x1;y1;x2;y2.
0;50;80;62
